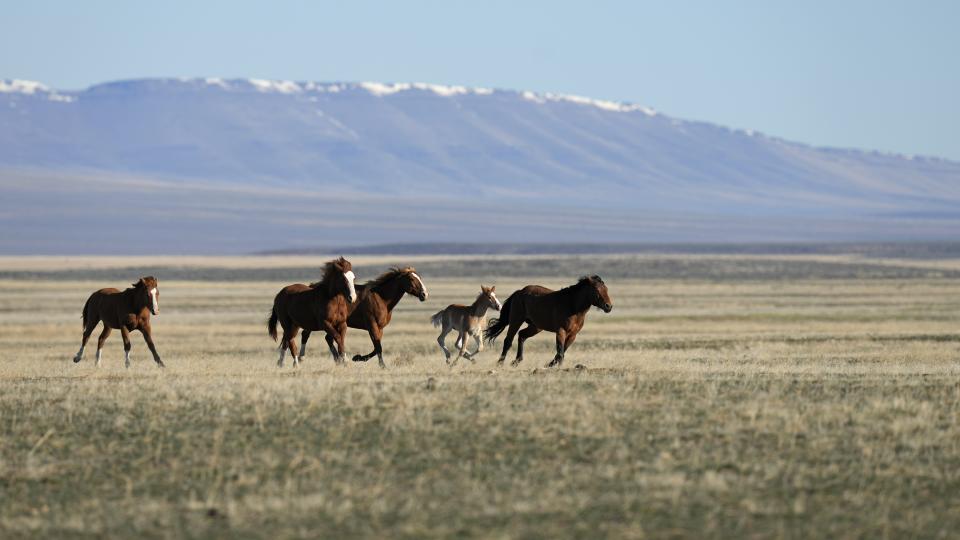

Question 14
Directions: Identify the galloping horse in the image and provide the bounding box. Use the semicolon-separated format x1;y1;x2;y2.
431;285;501;365
316;267;427;368
268;257;357;367
73;276;164;368
484;276;612;367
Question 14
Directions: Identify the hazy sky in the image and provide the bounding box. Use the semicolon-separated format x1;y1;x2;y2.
3;1;958;159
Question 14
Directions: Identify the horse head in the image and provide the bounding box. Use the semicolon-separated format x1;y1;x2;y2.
133;276;160;315
325;257;357;303
399;268;428;301
585;275;612;313
480;285;502;311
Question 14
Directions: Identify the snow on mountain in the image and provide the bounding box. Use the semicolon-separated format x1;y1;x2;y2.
0;77;957;253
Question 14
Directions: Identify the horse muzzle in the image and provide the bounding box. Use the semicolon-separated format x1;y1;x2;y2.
601;303;613;313
418;292;427;302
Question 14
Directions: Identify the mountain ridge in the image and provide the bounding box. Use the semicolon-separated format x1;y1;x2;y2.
1;77;957;253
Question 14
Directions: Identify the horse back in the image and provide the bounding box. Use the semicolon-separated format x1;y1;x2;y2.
519;285;554;296
85;288;133;329
347;289;387;330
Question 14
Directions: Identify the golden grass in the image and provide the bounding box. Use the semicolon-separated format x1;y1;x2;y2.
1;263;960;538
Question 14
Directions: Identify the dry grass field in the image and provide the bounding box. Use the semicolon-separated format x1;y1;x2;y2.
2;254;960;538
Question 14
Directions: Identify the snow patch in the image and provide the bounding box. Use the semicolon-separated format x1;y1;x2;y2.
350;82;488;97
248;79;302;94
359;82;411;96
204;78;229;89
0;80;48;94
522;90;656;115
0;79;75;103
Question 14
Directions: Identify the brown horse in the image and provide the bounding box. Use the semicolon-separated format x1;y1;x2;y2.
431;285;501;365
72;276;164;368
268;257;357;367
484;276;612;367
307;266;427;368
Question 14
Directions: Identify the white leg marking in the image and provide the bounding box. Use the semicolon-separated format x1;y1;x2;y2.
95;349;102;367
124;350;131;368
344;271;357;303
412;273;428;299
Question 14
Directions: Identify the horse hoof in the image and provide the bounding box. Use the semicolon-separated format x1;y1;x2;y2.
72;356;81;363
156;361;165;369
351;355;364;362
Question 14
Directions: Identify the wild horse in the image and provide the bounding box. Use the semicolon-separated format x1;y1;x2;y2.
73;276;164;368
431;285;501;365
300;267;428;368
268;257;357;367
484;276;612;367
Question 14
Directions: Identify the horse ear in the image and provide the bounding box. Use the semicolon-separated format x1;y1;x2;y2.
490;285;495;292
133;277;146;288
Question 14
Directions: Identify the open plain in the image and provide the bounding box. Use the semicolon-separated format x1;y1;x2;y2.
1;254;960;538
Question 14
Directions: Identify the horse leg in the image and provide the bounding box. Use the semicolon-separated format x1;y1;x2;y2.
323;332;340;364
120;327;132;368
298;330;311;365
336;322;348;364
563;332;578;364
463;332;482;362
283;326;300;367
74;321;97;363
437;322;453;362
95;326;112;367
450;330;468;367
140;324;164;368
352;323;383;367
497;321;522;366
513;325;541;367
547;329;568;368
277;340;288;367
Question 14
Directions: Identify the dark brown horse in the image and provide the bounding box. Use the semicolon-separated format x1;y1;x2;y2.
484;276;612;367
268;257;357;367
73;276;164;368
303;266;426;368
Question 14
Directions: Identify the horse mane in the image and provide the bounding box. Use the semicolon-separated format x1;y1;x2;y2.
128;276;157;291
363;267;415;291
309;257;351;289
559;276;596;293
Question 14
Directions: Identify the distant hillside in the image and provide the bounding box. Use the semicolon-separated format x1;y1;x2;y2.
1;78;958;253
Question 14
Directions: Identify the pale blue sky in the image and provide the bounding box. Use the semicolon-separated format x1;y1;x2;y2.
2;1;958;159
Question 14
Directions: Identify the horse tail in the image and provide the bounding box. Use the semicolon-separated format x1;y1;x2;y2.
484;293;516;343
81;294;94;328
430;309;445;328
267;293;281;341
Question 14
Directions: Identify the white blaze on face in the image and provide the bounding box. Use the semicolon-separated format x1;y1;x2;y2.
491;292;502;310
412;273;427;299
149;287;159;314
344;271;357;302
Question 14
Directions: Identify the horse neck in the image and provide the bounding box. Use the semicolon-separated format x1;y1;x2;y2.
373;276;406;310
124;287;144;312
318;275;347;302
562;282;594;314
469;296;490;317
